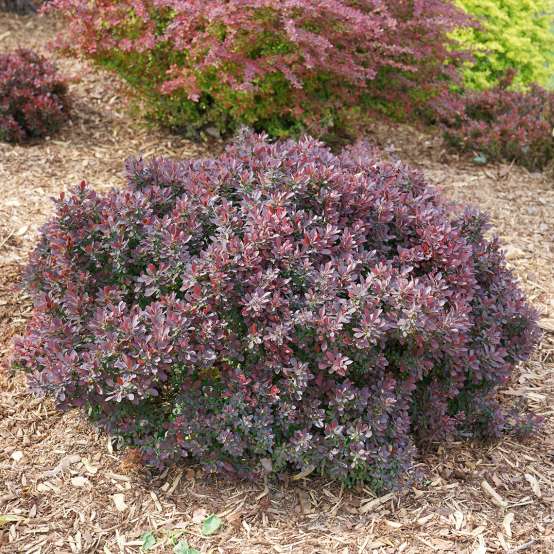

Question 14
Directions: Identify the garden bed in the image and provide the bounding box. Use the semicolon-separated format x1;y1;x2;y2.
1;13;553;554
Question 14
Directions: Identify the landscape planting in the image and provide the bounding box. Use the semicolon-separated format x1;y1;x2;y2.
45;0;468;138
0;48;69;143
1;4;554;552
41;0;554;168
14;133;539;489
430;76;554;170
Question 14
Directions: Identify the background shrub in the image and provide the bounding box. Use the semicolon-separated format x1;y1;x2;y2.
453;0;554;90
0;49;69;143
0;0;38;14
0;0;40;15
430;75;554;170
15;133;539;489
46;0;468;139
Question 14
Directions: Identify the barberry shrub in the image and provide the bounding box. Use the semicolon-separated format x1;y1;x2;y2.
0;49;69;143
15;133;539;489
453;0;554;90
46;0;468;139
0;0;38;13
431;76;554;170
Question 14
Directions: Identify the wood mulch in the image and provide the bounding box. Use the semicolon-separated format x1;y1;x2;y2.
1;12;553;554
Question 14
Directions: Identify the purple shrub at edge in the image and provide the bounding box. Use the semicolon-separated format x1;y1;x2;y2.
0;49;70;143
430;73;554;171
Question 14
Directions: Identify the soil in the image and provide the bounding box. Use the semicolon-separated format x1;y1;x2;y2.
1;12;553;554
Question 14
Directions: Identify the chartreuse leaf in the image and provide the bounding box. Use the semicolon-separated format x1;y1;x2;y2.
174;541;200;554
201;514;223;536
141;531;156;551
0;514;21;527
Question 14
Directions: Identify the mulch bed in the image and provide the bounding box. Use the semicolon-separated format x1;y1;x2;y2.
1;12;553;554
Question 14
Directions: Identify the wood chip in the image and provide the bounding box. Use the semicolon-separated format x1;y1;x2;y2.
70;476;90;488
192;508;207;524
112;494;128;512
538;319;554;333
481;480;508;508
503;512;514;539
11;451;23;463
384;519;402;529
359;492;394;514
524;474;542;498
43;454;81;477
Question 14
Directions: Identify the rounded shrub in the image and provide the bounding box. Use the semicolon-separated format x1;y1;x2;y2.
0;49;70;143
15;133;539;489
46;0;468;139
453;0;554;90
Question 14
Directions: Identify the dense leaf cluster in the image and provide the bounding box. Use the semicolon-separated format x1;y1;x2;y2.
431;76;554;170
45;0;468;138
0;49;69;143
15;133;539;488
453;0;554;90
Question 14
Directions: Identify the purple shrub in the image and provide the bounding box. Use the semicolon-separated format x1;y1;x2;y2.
430;76;554;170
0;49;70;143
14;133;539;489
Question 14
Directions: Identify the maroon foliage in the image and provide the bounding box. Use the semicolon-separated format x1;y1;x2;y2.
430;78;554;170
14;133;539;489
0;49;70;143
